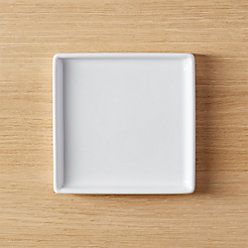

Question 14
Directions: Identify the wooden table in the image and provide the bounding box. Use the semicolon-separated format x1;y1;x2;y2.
0;1;247;247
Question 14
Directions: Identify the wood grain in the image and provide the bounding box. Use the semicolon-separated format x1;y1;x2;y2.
0;0;247;247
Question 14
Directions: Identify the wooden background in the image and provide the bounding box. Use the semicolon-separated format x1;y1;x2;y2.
0;0;247;247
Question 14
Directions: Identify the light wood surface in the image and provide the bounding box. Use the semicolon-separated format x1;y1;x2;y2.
0;0;247;247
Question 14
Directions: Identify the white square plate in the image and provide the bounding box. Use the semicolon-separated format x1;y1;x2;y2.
53;53;195;194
